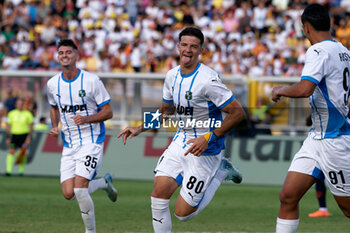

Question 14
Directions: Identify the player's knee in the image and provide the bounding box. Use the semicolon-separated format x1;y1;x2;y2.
340;208;350;218
63;192;75;200
279;189;297;206
343;211;350;218
63;190;75;200
174;206;197;221
174;211;196;222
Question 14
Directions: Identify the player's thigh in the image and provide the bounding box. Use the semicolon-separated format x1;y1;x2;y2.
174;193;197;217
74;175;90;188
179;152;222;208
152;175;179;199
282;137;322;202
75;143;104;181
333;195;350;217
280;171;316;203
153;141;183;198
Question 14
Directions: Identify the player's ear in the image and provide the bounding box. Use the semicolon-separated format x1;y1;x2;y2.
303;22;311;35
75;50;80;60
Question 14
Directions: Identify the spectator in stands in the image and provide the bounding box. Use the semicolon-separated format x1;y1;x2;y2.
130;41;142;72
0;0;348;78
40;17;56;45
4;89;17;115
2;50;23;70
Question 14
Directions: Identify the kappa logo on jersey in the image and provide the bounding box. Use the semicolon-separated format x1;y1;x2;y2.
143;109;161;129
60;104;87;113
185;91;192;100
79;89;86;97
176;104;193;115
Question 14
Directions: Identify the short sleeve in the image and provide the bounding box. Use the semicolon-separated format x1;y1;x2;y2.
93;78;111;107
47;84;57;107
301;46;328;84
162;72;173;103
27;111;34;124
202;75;234;109
8;111;13;124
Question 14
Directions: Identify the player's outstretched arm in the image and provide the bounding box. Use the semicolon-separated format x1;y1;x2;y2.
272;80;316;102
117;125;143;145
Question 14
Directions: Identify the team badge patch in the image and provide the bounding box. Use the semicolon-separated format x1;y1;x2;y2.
185;91;192;100
79;90;86;97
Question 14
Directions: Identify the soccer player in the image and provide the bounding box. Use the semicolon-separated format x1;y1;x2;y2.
272;4;350;232
118;27;245;233
5;98;33;176
46;39;117;233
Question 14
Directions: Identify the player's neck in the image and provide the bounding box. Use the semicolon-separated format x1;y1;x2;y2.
310;31;333;45
180;62;199;75
62;67;79;80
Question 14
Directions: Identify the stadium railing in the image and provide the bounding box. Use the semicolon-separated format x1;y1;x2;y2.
0;70;309;134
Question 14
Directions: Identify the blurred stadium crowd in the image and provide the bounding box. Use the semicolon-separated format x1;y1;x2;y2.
1;0;350;76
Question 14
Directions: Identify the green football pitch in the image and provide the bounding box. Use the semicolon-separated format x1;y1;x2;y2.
1;176;349;233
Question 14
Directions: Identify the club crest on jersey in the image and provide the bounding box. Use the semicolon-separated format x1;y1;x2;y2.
185;91;192;100
79;89;86;97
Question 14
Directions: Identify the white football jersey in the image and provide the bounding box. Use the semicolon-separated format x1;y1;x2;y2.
47;69;111;147
301;40;350;139
162;63;234;155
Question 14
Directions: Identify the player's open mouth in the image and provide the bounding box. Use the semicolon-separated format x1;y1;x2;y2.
182;54;192;63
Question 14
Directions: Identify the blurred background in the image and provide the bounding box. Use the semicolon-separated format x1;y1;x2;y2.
0;0;349;134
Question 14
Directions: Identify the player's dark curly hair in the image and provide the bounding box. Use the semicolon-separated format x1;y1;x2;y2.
179;27;204;46
57;39;78;51
301;4;330;31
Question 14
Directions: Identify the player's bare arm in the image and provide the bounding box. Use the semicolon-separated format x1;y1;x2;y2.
272;80;316;102
117;101;175;145
185;99;246;156
72;102;113;125
49;106;60;137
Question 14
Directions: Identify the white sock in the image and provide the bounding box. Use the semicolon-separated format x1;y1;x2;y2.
215;168;228;182
88;178;107;194
74;188;96;233
151;197;171;233
276;217;299;233
319;207;328;212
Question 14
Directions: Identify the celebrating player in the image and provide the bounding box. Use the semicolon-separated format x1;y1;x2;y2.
46;39;117;233
118;27;245;233
272;4;350;232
